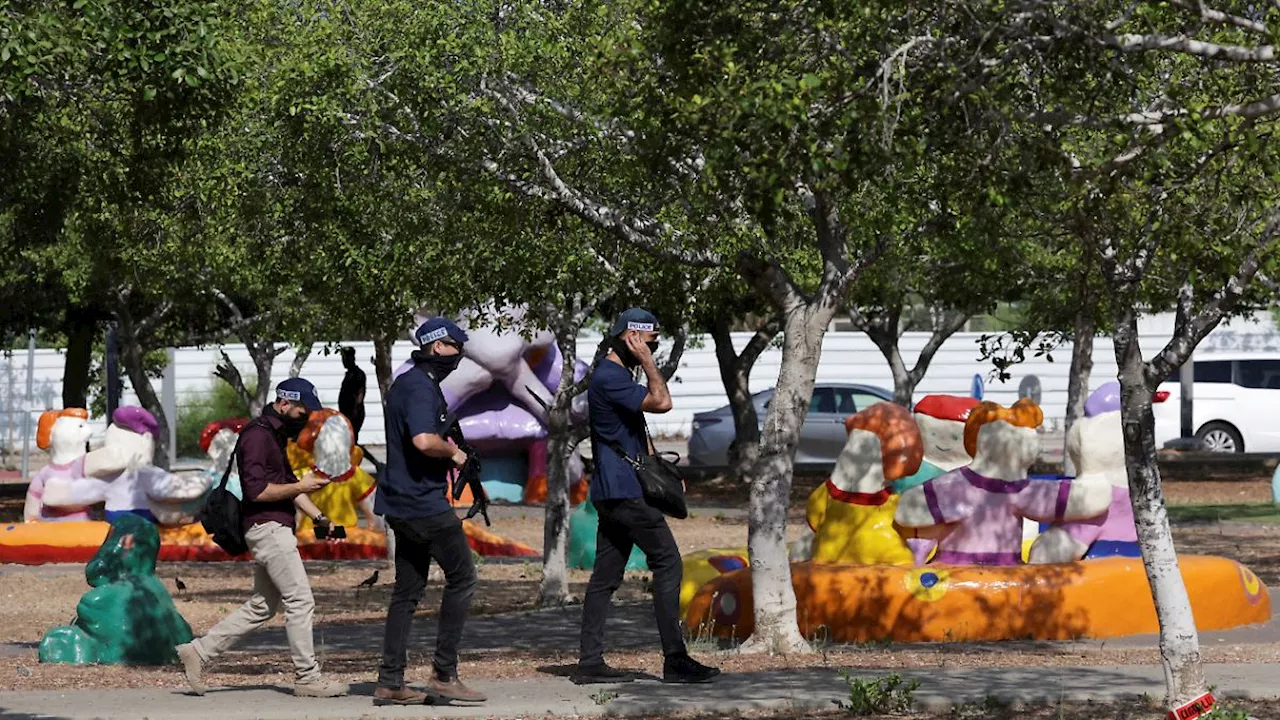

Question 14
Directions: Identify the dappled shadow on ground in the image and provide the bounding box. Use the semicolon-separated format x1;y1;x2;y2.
220;601;660;664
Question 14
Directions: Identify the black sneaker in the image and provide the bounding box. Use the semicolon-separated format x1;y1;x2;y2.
662;653;720;684
573;662;637;684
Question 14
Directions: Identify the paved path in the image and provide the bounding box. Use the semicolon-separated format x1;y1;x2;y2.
0;663;1276;719
1;602;1278;718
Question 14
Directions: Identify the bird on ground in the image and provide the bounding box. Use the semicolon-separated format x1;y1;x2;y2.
356;570;379;590
175;577;189;600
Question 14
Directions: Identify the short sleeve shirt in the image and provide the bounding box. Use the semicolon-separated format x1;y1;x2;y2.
376;365;453;519
588;361;649;501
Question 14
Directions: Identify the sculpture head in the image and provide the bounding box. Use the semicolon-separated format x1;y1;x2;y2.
85;514;160;586
913;395;980;471
295;409;357;480
103;406;159;470
200;418;248;474
1084;381;1122;418
1067;412;1127;487
37;408;92;464
964;399;1044;472
830;402;923;493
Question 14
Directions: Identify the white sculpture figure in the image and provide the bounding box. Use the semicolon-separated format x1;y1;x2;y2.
43;406;209;525
395;303;558;422
1028;410;1138;563
24;409;95;522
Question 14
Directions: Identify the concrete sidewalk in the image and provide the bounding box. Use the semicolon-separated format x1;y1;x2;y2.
0;663;1276;719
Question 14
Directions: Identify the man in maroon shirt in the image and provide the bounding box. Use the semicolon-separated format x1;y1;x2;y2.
176;378;347;698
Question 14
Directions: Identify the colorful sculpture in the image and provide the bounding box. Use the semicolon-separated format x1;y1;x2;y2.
1029;383;1139;563
287;409;377;534
24;408;95;522
38;514;193;664
892;396;979;493
805;402;921;566
197;418;247;500
895;399;1112;565
686;555;1271;643
41;407;211;525
393;305;590;504
568;495;647;572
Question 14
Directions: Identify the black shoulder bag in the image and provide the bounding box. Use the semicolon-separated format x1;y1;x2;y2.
198;418;268;557
595;416;688;520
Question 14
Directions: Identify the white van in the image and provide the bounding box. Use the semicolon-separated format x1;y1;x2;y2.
1154;353;1280;453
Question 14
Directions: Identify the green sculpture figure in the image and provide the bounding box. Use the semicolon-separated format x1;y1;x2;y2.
39;514;193;665
568;493;648;571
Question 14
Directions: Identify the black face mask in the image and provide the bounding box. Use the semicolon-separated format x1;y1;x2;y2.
609;337;659;369
413;348;464;381
265;403;308;440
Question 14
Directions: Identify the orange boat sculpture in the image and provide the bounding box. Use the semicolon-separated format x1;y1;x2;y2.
685;556;1271;643
0;518;537;565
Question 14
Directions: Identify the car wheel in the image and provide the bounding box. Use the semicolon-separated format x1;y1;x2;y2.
1195;422;1244;453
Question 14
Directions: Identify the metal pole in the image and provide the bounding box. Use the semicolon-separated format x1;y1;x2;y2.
20;329;35;479
105;322;120;419
163;347;176;466
1180;357;1194;440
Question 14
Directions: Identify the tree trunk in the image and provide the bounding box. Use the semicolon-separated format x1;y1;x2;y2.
1114;310;1205;705
373;333;395;408
61;309;96;410
540;318;589;607
739;305;830;654
859;307;968;408
115;311;170;470
290;342;313;379
1063;309;1095;476
710;320;762;484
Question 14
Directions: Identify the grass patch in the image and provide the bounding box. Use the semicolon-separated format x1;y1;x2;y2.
1167;502;1280;524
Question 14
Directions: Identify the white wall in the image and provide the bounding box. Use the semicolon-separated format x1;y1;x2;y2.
3;311;1277;452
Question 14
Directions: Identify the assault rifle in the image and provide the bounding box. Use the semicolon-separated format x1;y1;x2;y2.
444;412;490;526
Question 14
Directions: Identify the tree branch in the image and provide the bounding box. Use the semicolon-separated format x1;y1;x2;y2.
741;315;782;367
1148;204;1280;385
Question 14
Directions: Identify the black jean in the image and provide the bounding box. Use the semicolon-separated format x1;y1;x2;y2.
377;510;476;688
580;498;686;665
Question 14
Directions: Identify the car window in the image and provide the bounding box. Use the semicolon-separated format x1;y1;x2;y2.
1236;359;1280;389
850;392;888;411
809;388;836;414
1194;361;1232;383
831;389;859;416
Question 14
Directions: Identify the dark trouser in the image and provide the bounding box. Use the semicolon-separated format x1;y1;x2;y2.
378;510;476;688
580;498;686;665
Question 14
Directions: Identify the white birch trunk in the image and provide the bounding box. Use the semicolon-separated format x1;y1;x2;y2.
739;306;828;654
1114;312;1206;705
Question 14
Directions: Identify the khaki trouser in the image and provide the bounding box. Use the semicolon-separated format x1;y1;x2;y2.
191;522;320;682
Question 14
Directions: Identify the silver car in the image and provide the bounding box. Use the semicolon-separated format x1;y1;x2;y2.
687;383;897;467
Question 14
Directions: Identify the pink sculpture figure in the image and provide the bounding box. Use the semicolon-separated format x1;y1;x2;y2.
24;409;95;522
1028;386;1138;563
893;395;980;565
42;406;209;525
895;399;1112;566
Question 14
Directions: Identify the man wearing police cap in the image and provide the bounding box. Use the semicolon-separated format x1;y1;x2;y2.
373;317;484;706
577;308;720;684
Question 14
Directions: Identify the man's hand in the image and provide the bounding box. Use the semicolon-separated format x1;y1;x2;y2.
451;448;469;467
625;333;656;368
297;473;331;494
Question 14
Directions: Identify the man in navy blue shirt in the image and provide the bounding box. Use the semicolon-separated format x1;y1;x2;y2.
577;308;720;685
373;317;484;706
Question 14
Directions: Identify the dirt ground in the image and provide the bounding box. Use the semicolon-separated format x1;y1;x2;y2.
1;480;1278;701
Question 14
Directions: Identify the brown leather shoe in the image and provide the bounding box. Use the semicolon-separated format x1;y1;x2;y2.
373;686;428;706
426;676;487;703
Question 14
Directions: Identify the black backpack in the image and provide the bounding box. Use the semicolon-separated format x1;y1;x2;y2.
198;418;269;556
